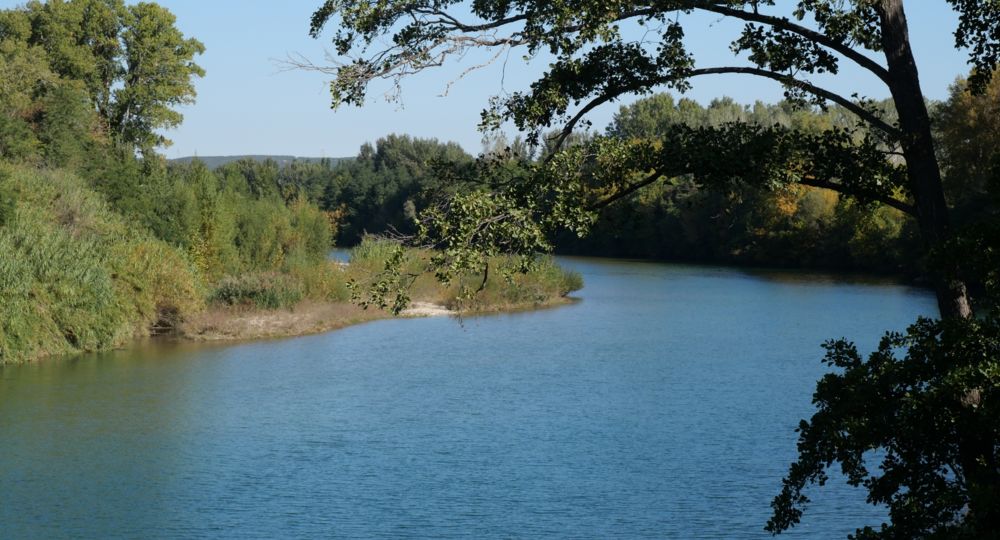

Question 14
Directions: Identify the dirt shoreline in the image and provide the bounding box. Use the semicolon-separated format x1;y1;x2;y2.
177;297;573;344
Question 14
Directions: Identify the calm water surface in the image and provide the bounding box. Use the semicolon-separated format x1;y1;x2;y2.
0;257;936;538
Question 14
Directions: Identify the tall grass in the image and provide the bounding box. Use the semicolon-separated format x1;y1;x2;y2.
285;253;351;302
210;272;304;309
0;165;202;363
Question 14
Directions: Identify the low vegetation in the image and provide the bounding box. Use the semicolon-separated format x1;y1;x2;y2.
346;238;582;313
0;162;581;363
0;165;202;362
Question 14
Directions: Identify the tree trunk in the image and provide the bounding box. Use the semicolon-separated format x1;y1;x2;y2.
878;0;973;319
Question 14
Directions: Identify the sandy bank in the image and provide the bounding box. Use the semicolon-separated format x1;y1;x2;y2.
179;299;456;342
401;302;456;317
177;297;571;344
179;301;383;342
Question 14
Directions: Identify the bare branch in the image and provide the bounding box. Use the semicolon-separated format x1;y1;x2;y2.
547;93;619;158
440;44;510;97
411;8;529;33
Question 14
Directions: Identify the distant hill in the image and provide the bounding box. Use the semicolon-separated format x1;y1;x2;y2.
169;155;351;169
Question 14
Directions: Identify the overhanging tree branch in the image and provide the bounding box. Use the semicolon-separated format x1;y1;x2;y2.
687;67;901;138
589;169;665;210
587;168;915;217
404;3;893;89
548;65;899;156
798;175;915;215
696;3;892;85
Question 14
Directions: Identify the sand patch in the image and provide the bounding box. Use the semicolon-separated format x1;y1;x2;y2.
180;300;383;342
400;302;455;317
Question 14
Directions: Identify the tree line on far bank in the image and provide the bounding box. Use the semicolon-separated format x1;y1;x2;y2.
238;83;996;280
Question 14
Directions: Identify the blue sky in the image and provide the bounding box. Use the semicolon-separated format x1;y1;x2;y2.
2;1;972;158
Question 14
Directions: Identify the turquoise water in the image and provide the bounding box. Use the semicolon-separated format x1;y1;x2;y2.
0;257;936;538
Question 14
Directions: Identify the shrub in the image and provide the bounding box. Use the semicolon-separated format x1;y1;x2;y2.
345;237;583;312
448;254;583;311
0;165;203;363
210;272;305;310
285;254;350;302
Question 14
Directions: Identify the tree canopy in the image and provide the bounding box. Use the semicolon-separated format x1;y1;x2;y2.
0;0;204;154
766;314;1000;539
308;0;1000;319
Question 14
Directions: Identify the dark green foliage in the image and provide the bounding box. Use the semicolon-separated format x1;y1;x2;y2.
37;82;104;169
557;93;921;274
328;135;474;243
934;73;1000;223
767;314;1000;539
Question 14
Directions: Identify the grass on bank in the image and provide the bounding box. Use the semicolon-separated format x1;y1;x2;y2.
346;237;584;312
0;165;203;362
0;165;582;363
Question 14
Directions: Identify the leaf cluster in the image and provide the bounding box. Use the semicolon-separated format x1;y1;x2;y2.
767;314;1000;539
308;0;998;137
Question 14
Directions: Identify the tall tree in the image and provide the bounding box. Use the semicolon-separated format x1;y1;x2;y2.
1;0;204;153
113;2;204;152
306;0;1000;319
935;72;1000;222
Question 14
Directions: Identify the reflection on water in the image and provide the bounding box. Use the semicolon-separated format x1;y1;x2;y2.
1;257;935;538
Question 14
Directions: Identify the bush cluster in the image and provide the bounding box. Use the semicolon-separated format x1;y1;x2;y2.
346;237;582;312
0;165;202;362
210;273;305;310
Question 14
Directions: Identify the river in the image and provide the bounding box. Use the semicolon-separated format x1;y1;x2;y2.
0;256;936;538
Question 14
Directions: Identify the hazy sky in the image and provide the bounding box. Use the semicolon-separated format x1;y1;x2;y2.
2;1;973;158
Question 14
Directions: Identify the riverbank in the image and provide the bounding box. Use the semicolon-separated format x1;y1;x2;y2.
177;296;575;344
175;240;582;345
0;255;934;539
0;169;582;365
